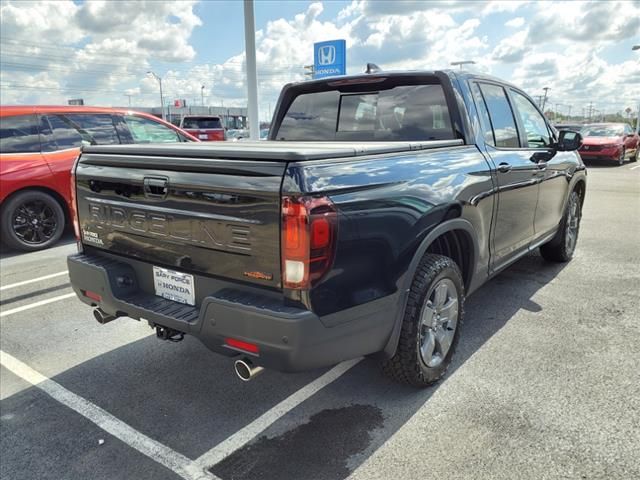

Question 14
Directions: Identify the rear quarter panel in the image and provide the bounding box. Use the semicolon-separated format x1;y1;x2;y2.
0;152;62;204
283;145;495;317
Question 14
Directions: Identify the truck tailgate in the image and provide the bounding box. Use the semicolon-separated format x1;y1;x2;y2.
75;151;286;289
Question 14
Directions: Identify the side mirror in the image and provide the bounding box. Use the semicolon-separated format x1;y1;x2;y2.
557;130;582;151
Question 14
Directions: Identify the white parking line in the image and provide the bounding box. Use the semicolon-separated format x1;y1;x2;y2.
0;350;216;480
630;164;640;170
195;357;362;469
0;293;77;318
0;271;69;291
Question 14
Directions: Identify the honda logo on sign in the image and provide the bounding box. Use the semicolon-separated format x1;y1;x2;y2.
313;40;346;79
318;45;336;66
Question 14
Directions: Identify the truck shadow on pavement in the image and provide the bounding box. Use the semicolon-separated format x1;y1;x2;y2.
0;251;566;480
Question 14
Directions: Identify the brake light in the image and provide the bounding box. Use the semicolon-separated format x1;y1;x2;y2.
281;196;338;289
70;155;81;244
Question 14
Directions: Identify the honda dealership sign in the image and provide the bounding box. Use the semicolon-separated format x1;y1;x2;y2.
313;39;346;79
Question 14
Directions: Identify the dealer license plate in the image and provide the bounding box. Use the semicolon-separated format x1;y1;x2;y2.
153;266;195;306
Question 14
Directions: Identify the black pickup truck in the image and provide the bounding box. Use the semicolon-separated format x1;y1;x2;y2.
68;70;586;387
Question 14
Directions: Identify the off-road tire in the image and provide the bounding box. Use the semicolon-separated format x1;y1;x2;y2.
540;190;582;262
382;254;464;388
1;190;65;251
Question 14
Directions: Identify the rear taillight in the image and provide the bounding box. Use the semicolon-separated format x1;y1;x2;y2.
70;155;81;244
281;196;338;289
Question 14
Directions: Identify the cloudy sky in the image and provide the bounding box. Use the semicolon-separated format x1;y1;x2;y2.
1;0;639;121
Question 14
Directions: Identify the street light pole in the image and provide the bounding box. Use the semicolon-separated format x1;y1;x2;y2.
243;0;259;140
450;60;476;70
541;87;550;112
201;85;205;107
147;71;164;120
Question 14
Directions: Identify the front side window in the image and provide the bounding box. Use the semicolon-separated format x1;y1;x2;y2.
275;83;454;141
123;115;181;143
0;115;40;153
63;114;120;145
478;83;519;148
511;90;551;148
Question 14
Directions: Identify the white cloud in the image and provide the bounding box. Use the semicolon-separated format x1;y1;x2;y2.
1;0;638;120
526;0;640;45
492;30;529;63
505;17;525;28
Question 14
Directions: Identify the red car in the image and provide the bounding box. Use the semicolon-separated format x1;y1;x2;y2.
0;106;198;251
179;115;225;141
578;123;639;165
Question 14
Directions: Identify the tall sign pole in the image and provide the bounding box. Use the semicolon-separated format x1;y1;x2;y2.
243;0;259;140
541;87;549;112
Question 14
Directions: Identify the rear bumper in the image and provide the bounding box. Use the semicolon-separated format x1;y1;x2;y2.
67;252;396;372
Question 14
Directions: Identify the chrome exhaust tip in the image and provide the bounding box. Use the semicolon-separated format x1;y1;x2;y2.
234;358;264;382
93;308;118;325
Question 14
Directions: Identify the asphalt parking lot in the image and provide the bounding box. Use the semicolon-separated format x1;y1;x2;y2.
1;163;639;480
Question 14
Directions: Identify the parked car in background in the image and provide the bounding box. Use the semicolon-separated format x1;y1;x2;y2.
225;128;249;141
579;123;639;165
0;106;197;252
179;115;225;141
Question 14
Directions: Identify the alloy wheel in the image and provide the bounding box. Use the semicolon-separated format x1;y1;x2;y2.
565;195;581;254
418;278;459;368
11;200;59;245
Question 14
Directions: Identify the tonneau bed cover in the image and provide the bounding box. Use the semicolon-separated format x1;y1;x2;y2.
80;139;464;162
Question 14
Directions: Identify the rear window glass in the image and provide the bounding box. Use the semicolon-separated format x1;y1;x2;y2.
182;117;222;129
478;83;519;148
274;83;454;141
63;114;121;145
41;114;84;151
0;115;40;153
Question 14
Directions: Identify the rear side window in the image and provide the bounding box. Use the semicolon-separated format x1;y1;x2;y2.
63;114;120;145
182;117;222;129
478;83;519;148
0;115;40;153
470;82;495;147
275;83;454;141
123;115;180;143
41;115;84;151
510;90;551;148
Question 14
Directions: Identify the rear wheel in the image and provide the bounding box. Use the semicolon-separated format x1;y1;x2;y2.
1;190;65;251
631;148;638;163
540;190;582;262
382;254;464;387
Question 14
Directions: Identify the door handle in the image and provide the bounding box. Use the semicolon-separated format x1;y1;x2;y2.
536;161;547;170
497;162;512;173
143;177;169;199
